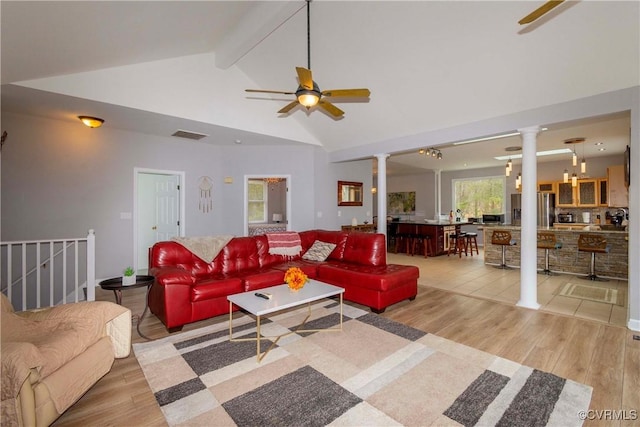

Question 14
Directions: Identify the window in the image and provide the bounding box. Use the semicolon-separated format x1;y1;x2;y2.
453;176;505;219
248;180;267;223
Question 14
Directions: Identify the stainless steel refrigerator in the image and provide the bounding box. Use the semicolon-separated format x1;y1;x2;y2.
511;193;555;227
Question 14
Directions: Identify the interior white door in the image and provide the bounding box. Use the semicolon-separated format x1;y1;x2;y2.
137;173;181;271
154;174;180;241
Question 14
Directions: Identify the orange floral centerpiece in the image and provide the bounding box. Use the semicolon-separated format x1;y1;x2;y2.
284;267;308;291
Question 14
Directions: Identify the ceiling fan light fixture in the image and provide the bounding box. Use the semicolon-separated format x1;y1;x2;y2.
297;91;319;108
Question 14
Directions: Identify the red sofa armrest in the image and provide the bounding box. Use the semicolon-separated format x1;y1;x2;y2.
150;267;196;286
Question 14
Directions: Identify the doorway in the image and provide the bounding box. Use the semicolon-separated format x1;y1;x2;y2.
134;168;185;272
244;175;291;236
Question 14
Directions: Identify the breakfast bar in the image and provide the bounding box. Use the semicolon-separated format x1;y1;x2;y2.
482;225;629;279
388;221;471;256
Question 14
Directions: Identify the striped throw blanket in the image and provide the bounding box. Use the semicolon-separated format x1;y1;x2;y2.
266;232;302;256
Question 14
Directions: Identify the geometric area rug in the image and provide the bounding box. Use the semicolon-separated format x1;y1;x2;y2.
133;301;592;427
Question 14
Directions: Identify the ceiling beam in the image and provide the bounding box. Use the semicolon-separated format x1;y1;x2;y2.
215;2;305;70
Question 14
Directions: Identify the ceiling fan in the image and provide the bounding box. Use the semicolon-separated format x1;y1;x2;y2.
245;0;370;118
518;0;565;24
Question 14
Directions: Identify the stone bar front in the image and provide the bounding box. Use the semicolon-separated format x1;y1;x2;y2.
482;226;629;279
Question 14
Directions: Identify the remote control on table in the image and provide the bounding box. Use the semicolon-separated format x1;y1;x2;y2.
255;292;272;300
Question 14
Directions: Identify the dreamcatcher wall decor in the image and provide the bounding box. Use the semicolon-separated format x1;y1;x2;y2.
198;176;213;213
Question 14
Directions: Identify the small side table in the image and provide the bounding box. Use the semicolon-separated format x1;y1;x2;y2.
99;275;154;340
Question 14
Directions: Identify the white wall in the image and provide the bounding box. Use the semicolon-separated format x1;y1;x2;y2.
0;112;373;279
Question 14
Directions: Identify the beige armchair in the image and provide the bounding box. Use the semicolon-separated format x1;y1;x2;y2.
1;293;131;427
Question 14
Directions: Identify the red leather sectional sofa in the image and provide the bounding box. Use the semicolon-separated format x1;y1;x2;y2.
148;230;419;331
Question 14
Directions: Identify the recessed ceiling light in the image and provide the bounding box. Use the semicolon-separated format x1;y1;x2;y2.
595;142;603;146
234;139;242;144
598;148;606;152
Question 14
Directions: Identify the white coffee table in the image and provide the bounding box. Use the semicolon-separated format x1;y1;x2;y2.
227;279;344;362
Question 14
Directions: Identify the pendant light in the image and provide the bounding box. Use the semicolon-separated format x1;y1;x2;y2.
572;149;577;167
505;162;511;177
563;169;569;183
580;142;587;173
571;172;578;187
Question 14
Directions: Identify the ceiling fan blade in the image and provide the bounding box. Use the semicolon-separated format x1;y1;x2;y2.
277;101;299;114
296;67;314;90
518;0;564;24
245;89;296;95
321;88;371;98
318;100;344;117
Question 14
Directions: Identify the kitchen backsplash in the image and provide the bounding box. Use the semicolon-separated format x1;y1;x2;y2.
554;206;628;224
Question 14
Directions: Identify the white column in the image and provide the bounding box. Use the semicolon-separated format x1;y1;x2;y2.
517;126;540;309
434;169;442;219
375;154;390;236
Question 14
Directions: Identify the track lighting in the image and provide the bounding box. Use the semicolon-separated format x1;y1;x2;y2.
419;148;443;160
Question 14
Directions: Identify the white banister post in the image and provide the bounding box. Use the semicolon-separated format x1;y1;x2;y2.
86;229;96;301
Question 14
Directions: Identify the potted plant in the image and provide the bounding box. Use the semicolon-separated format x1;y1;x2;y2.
122;267;136;286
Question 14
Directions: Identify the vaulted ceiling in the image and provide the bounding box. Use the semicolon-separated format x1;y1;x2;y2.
2;1;638;173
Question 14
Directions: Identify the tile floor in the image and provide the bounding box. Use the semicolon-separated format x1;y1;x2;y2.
388;248;629;327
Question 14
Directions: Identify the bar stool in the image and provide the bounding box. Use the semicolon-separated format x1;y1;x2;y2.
491;230;516;269
413;234;434;258
447;232;467;257
394;232;413;255
577;234;611;281
464;232;479;256
537;232;562;275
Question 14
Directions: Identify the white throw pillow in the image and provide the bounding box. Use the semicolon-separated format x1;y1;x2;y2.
302;240;337;262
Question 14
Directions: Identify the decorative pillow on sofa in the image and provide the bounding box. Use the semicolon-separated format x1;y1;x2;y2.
302;240;337;262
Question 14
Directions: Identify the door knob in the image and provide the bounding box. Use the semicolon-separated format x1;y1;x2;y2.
152;226;157;230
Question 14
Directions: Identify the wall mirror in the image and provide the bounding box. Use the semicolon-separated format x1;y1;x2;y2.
338;180;363;206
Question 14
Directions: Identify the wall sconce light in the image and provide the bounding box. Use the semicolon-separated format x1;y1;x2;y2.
371;187;377;194
272;213;283;223
78;116;104;128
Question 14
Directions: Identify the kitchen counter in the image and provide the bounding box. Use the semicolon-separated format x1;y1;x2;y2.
388;221;472;256
482;226;628;279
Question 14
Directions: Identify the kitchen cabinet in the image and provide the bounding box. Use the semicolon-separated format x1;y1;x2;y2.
608;165;629;207
577;179;598;207
556;182;577;207
537;181;556;193
598;179;608;206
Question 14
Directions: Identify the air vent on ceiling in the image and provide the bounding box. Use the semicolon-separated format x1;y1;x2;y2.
172;130;208;140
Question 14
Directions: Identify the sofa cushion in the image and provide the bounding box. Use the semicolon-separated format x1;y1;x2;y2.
191;277;244;302
342;232;386;266
270;260;320;279
239;268;287;291
302;230;348;260
317;263;419;292
302;240;337;262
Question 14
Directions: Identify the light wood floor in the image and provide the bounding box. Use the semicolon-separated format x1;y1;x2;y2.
54;257;640;427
